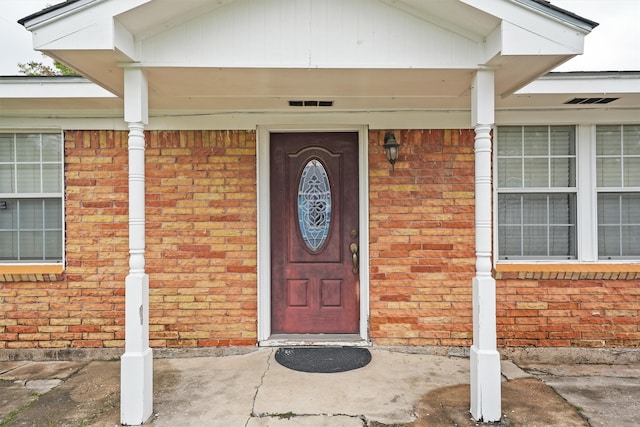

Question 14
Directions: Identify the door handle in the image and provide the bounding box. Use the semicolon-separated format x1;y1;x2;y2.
349;242;359;274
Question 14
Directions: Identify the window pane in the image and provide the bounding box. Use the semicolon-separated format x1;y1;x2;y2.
498;194;522;224
549;194;576;225
497;127;522;156
42;134;62;162
497;158;522;188
624;157;640;187
598;193;640;258
16;164;41;193
598;225;621;257
623;125;640;155
621;194;640;223
45;230;63;260
597;158;621;187
19;231;43;260
43;164;62;193
16;134;40;162
44;199;63;229
551;158;576;187
523;127;548;156
597;126;622;155
598;194;620;224
550;126;575;156
0;134;14;161
523;194;547;224
498;225;521;257
19;199;43;229
523;226;547;256
0;231;17;259
524;158;548;187
550;226;575;257
0;200;17;229
498;193;576;258
0;165;15;193
621;226;640;256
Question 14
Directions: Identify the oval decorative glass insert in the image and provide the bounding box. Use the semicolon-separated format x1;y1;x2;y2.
297;159;332;251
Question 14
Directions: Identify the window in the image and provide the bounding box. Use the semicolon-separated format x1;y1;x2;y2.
596;125;640;259
497;126;577;260
496;124;640;262
0;133;64;263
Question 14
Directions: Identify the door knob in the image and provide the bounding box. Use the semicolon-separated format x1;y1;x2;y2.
349;242;359;274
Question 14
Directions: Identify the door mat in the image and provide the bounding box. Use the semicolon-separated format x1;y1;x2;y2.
274;347;372;373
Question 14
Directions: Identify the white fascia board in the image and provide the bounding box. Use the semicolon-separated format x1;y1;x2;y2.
461;0;594;34
0;78;117;99
500;21;583;56
518;75;640;95
24;0;146;59
463;0;590;60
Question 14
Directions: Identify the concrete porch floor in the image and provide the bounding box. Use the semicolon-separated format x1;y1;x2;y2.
1;348;639;426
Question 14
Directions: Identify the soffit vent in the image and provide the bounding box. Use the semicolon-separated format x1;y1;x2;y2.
288;100;334;107
564;97;619;105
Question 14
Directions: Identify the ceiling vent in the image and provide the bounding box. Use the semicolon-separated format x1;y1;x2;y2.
564;97;619;105
288;100;333;107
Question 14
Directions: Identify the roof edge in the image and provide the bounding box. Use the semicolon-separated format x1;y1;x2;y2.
544;71;640;79
18;0;90;27
515;0;599;30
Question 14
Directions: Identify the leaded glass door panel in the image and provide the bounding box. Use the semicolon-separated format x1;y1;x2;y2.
270;132;359;334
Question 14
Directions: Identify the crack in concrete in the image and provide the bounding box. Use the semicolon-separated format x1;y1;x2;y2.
246;349;273;427
250;411;369;425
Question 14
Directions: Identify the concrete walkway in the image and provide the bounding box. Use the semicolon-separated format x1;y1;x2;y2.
1;348;639;426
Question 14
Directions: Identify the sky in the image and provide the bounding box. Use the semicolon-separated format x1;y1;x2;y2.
0;0;638;75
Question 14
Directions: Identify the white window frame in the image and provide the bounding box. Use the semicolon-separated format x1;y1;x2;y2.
0;131;65;265
494;124;639;264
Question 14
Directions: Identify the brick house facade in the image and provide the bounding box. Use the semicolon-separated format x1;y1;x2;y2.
3;128;637;351
5;0;639;423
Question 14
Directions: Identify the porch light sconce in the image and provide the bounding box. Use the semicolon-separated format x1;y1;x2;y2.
383;131;400;171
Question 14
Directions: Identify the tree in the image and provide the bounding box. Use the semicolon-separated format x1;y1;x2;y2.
18;55;78;76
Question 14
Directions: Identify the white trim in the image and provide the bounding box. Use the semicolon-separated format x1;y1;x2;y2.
256;124;370;345
577;124;597;262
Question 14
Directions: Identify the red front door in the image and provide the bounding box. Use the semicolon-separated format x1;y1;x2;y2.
270;132;360;334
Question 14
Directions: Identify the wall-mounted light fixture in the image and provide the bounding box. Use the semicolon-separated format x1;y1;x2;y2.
383;131;400;171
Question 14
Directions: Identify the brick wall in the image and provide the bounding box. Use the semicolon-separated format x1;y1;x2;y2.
0;130;257;350
496;273;640;347
144;130;257;348
1;128;638;351
368;129;476;346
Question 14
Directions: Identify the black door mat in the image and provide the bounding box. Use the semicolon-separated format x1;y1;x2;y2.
274;347;372;373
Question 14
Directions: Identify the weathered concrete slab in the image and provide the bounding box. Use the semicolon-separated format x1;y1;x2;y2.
0;381;37;424
522;364;640;427
0;362;30;376
255;349;469;425
1;349;637;427
247;415;365;426
5;361;119;427
150;350;270;426
501;360;533;380
0;361;84;381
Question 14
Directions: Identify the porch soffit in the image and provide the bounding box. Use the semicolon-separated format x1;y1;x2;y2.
18;0;597;113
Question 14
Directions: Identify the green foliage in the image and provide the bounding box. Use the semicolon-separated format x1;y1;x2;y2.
18;55;79;76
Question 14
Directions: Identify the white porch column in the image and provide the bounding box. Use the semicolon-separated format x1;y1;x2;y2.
121;68;153;426
469;69;501;422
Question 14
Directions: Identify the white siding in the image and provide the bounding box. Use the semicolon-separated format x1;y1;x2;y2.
140;0;482;68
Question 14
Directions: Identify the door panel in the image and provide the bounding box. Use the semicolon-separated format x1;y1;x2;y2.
271;132;359;334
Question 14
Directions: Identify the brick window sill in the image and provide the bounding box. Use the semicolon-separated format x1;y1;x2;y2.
0;265;64;282
494;264;640;280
